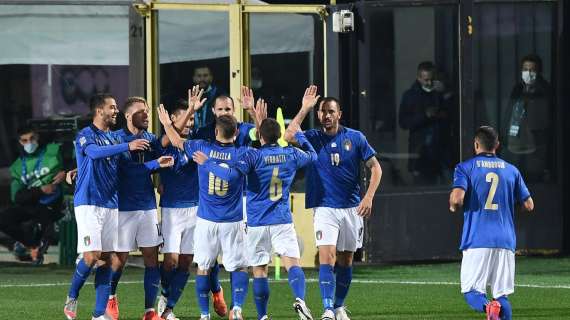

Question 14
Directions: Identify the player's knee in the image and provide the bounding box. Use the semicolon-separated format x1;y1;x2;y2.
319;250;336;265
82;251;102;266
177;255;193;272
336;251;354;267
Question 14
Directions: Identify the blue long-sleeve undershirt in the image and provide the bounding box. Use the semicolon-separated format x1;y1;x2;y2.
85;143;129;160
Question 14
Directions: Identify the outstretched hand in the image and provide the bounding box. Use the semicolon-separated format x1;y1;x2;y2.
189;85;206;111
253;98;268;127
192;151;209;165
129;139;150;151
301;85;320;110
157;156;175;168
241;86;255;112
157;104;172;127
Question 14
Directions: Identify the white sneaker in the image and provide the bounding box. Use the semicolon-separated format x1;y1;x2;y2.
157;294;167;316
161;308;180;320
293;298;313;320
320;309;334;320
260;315;272;320
229;307;243;320
199;314;211;320
334;306;351;320
63;297;78;320
91;313;113;320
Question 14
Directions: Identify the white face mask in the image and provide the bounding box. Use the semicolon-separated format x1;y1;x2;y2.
522;71;537;85
23;142;39;154
422;85;433;93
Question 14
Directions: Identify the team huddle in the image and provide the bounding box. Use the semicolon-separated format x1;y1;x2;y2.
63;85;382;320
61;82;533;320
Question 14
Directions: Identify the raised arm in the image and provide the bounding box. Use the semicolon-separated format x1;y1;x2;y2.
357;156;382;218
284;85;320;143
158;104;187;150
161;85;206;147
288;122;317;167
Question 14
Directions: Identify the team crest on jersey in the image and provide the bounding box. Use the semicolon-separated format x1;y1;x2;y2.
84;236;91;246
79;136;87;146
331;142;337;148
316;230;323;240
343;139;352;151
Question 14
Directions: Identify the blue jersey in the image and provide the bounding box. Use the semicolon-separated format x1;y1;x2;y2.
453;153;531;251
207;132;316;227
159;144;199;208
74;125;129;208
183;139;248;222
194;121;255;147
116;129;163;211
304;127;377;209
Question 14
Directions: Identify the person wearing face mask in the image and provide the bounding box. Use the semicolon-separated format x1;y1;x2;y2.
399;61;451;185
0;125;66;263
504;54;553;182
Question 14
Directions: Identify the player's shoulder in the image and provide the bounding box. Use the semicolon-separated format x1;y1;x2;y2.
304;128;320;138
342;126;366;139
77;125;95;137
239;121;255;130
143;130;158;140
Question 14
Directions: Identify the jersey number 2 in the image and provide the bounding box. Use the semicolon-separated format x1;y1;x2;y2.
484;172;499;210
269;167;283;201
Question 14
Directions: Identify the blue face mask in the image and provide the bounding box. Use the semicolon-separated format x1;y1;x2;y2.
23;142;39;154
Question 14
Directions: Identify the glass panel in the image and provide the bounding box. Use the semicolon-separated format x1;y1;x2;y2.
248;12;325;192
158;10;230;129
363;5;459;189
473;2;557;183
0;5;129;203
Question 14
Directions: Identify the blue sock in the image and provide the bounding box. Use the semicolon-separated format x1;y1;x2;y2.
319;264;335;311
93;266;112;317
287;266;306;300
464;290;488;313
497;296;512;320
144;266;160;309
253;277;270;319
160;265;176;297
210;261;222;293
334;265;353;308
110;269;122;296
68;258;92;299
195;275;211;315
230;271;249;308
166;270;190;309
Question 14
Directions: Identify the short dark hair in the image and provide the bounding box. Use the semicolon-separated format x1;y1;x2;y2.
475;126;499;151
193;65;212;74
17;124;35;137
259;118;281;144
320;97;341;111
89;93;115;114
417;61;435;73
215;115;237;139
213;95;235;109
521;54;542;73
172;98;189;116
123;96;147;114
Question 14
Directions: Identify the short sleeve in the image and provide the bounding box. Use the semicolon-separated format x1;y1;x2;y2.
514;170;531;203
357;131;376;162
75;130;96;155
452;164;469;191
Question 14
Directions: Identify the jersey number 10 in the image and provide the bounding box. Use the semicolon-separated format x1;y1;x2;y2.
208;173;229;196
484;172;499;210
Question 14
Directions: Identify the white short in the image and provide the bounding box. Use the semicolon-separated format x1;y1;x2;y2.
246;223;300;266
161;206;198;254
116;209;162;252
193;217;247;272
461;248;515;298
75;205;118;253
313;207;364;252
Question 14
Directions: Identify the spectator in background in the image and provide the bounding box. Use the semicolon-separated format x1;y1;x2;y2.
0;125;66;264
399;61;451;185
192;65;225;128
504;54;553;182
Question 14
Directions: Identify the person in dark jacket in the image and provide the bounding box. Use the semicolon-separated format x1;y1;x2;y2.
192;65;226;129
399;61;451;184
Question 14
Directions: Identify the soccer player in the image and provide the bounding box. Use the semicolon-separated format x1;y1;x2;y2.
449;126;534;320
157;99;200;320
64;94;151;320
158;106;250;320
192;95;318;320
107;97;174;320
286;87;383;320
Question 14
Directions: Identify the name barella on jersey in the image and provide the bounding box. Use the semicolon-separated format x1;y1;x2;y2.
115;129;163;212
304;127;377;209
203;132;317;227
453;153;531;251
159;144;199;208
194;121;255;147
74;125;129;208
183;139;248;223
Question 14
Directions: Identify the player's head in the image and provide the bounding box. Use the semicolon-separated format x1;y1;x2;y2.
259;118;281;145
474;126;500;154
215;114;238;142
17;125;40;154
193;65;213;90
417;61;435;92
123;96;150;131
212;95;235;118
171;98;194;137
90;93;118;126
318;97;342;131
